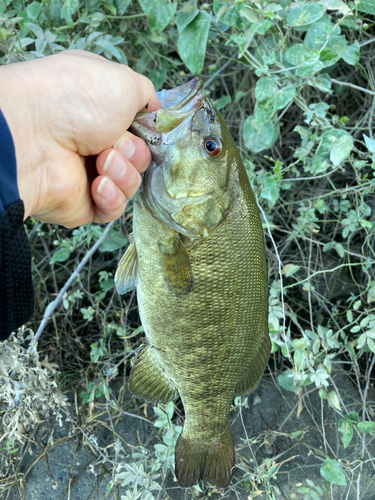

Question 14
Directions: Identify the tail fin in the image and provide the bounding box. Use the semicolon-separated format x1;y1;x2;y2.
175;429;234;488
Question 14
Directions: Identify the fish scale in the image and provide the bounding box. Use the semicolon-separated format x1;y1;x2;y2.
115;77;269;488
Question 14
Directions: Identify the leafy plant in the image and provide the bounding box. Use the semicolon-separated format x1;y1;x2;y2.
1;0;375;498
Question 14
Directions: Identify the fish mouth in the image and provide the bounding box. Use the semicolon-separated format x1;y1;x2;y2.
130;77;205;149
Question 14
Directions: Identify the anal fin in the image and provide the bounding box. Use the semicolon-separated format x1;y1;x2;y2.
235;331;271;395
115;234;138;295
129;346;178;403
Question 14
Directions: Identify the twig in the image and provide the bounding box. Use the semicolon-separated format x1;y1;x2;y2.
331;78;375;97
111;393;154;425
106;13;146;19
35;220;116;341
282;166;343;182
203;57;235;89
283;262;364;290
360;38;375;48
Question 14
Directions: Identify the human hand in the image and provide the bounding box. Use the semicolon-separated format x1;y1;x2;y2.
0;50;160;227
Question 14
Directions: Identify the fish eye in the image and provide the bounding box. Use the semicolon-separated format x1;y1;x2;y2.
204;137;222;157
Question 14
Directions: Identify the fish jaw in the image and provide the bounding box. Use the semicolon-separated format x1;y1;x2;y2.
157;76;203;109
130;77;206;159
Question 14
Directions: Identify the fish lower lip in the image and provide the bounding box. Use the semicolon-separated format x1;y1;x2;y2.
130;117;160;144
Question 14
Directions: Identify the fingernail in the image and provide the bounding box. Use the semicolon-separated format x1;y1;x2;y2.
114;132;136;160
103;150;126;179
97;177;115;201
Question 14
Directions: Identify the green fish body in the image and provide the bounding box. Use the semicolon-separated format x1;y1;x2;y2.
115;77;269;488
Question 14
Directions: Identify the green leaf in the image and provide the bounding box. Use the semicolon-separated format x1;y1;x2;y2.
177;11;210;75
114;0;131;15
100;278;115;291
50;0;62;19
94;38;123;61
328;36;360;65
148;59;168;90
305;102;329;124
99;230;127;252
283;264;300;277
287;3;325;27
357;421;375;433
367;283;375;304
334;243;344;257
235;91;247;102
90;12;106;25
149;32;168;44
339;419;353;448
367;337;375;353
135;51;152;74
296;59;324;77
26;1;42;20
101;1;117;15
357;0;375;15
364;134;375;154
294;349;305;370
24;22;44;39
255;100;275;126
320;458;346;486
214;1;243;28
278;370;297;392
319;47;340;67
312;129;348;174
310;491;321;500
312;73;332;93
61;0;79;25
255;77;278;102
357;332;367;349
50;247;72;264
239;5;260;24
214;95;231;110
243;115;278;153
275;86;296;110
138;0;177;33
284;44;312;66
175;0;199;31
346;343;357;363
348;411;358;423
261;175;280;207
319;0;351;13
328;391;341;411
367;330;375;340
319;389;327;399
305;21;340;50
330;133;353;166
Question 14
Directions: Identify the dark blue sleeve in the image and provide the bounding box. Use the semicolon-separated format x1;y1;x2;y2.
0;109;20;213
0;108;34;340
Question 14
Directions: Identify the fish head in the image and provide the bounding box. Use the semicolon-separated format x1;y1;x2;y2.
131;77;240;237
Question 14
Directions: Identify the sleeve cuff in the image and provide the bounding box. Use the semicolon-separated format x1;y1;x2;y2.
0;200;34;340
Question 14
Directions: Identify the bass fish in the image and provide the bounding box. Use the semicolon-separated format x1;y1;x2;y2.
115;77;269;488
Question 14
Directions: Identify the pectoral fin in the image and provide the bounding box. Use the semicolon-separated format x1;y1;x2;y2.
159;236;193;297
115;234;138;295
